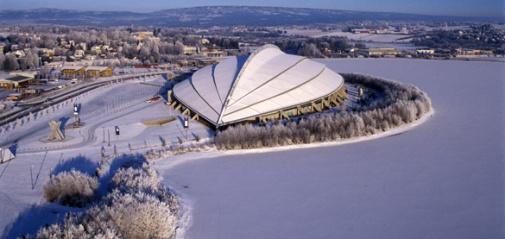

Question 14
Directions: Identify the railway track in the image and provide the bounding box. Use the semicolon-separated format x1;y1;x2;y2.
0;71;169;127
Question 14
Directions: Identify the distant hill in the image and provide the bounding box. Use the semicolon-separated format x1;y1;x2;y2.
0;6;497;27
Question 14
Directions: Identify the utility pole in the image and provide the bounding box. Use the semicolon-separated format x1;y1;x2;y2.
184;117;189;141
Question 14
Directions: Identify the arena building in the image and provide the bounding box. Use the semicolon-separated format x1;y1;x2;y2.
169;44;347;128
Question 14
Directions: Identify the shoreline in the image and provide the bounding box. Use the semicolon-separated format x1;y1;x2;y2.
155;106;435;171
155;106;435;238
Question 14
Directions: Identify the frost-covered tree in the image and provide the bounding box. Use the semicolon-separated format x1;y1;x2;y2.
105;191;177;239
4;54;19;71
215;74;432;150
34;157;180;239
43;170;98;207
0;53;5;70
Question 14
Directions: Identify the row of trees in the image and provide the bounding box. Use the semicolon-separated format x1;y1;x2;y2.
412;24;505;53
215;74;432;149
275;36;353;57
0;50;40;71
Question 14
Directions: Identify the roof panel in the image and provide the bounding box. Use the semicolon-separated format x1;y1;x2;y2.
172;44;345;127
191;65;223;112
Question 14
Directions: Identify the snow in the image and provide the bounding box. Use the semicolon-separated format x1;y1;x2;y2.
153;59;504;239
0;76;213;237
0;59;503;238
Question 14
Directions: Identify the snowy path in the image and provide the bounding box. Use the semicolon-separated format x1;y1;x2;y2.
155;59;504;239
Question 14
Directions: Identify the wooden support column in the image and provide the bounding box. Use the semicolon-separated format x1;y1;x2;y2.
312;101;322;112
167;90;173;103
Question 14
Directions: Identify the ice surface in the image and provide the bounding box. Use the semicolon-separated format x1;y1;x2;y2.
155;59;505;239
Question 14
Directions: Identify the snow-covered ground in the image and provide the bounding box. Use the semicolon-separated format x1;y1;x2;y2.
1;59;503;238
0;76;213;237
152;59;504;239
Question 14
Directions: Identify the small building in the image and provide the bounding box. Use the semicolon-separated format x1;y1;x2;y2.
352;28;372;34
361;48;397;57
0;75;34;90
200;38;210;45
13;50;25;58
456;49;494;58
85;66;113;78
90;46;102;55
79;42;87;51
74;49;85;58
61;65;86;78
239;42;262;53
132;31;154;41
40;48;55;57
182;45;198;55
416;49;435;55
203;49;225;58
23;84;59;95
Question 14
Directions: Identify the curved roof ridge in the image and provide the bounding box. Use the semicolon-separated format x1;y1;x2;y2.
189;76;220;114
210;64;223;104
216;44;282;126
223;68;327;117
226;57;308;109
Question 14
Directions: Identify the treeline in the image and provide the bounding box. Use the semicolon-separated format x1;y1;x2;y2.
215;74;432;149
274;36;356;57
412;24;505;53
0;49;40;71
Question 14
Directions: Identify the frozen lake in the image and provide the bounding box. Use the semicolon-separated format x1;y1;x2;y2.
157;59;504;239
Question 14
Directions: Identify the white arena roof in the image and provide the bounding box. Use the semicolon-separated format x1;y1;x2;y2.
173;44;345;127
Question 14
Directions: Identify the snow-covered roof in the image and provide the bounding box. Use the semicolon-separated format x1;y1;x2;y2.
86;66;110;71
173;44;344;127
61;65;85;71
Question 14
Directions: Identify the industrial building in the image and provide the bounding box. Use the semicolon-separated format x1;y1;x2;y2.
170;44;347;128
0;75;34;90
61;65;86;78
85;66;113;78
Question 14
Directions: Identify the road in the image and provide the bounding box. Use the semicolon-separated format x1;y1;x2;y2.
0;71;169;127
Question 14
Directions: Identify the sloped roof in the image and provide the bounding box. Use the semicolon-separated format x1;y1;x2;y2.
86;66;110;71
173;44;344;127
61;65;85;71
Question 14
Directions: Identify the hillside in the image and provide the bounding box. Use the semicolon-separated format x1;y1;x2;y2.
0;6;495;26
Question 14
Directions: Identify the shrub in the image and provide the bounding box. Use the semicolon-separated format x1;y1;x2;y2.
215;74;432;150
104;191;177;239
36;211;120;239
43;170;98;207
36;159;179;239
36;192;177;239
112;164;161;195
111;163;179;214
